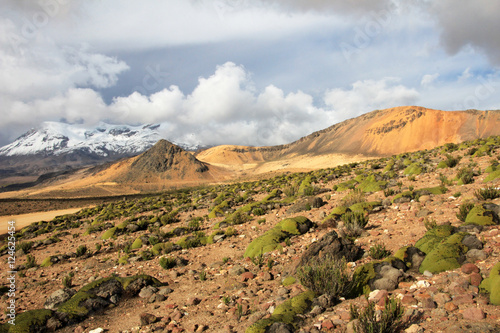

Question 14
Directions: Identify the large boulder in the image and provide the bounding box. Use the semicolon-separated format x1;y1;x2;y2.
296;231;363;270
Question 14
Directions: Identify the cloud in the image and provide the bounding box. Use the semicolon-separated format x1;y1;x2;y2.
324;78;420;119
421;73;439;87
1;62;335;147
427;0;500;65
0;19;129;100
264;0;392;15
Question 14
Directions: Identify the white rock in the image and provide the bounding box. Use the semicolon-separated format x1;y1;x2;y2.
89;329;104;333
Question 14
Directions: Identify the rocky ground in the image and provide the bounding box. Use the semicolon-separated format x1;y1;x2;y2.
1;138;500;332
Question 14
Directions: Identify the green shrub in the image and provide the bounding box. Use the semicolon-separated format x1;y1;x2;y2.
75;245;87;257
341;211;369;229
159;257;176;269
456;167;474;184
474;186;500;201
62;272;74;288
383;188;395;197
296;257;352;300
456;201;475;222
350;297;406;333
341;188;366;207
17;241;34;254
369;244;392;259
339;212;369;239
25;254;37;269
148;236;159;246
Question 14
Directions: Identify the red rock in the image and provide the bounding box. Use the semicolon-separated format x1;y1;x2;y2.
444;302;458;312
469;272;482;286
240;272;255;281
462;307;485;321
320;320;334;330
461;263;480;274
165;303;177;309
401;295;418;306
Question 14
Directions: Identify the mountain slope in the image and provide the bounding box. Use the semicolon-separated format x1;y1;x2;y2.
199;107;500;165
115;140;210;183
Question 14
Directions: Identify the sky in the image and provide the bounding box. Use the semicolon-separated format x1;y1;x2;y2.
1;0;500;147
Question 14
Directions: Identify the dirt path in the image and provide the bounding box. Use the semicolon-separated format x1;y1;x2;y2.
0;208;83;236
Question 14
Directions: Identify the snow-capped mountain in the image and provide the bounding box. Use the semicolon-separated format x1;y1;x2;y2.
0;122;199;157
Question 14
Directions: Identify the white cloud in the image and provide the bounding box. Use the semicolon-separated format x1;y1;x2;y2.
421;73;439;87
2;62;335;147
324;78;419;119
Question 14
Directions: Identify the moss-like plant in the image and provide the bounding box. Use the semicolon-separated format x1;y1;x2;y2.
40;256;54;267
418;232;468;274
131;237;143;250
464;204;499;226
244;216;312;258
479;262;500;305
246;291;315;333
101;227;117;240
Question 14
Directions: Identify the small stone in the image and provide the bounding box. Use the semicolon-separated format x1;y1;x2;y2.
261;271;273;281
444;302;458;312
187;297;201;306
401;295;418;306
368;290;388;304
89;329;105;333
405;324;424;333
230;265;246;276
310;305;324;316
466;249;487;262
423;271;433;277
277;287;289;296
240;272;255;281
461;263;480;274
139;286;158;299
159;287;174;296
74;326;85;333
452;294;474;305
433;293;451;307
140;313;158;326
469;272;482;286
463;307;485;321
248;311;265;324
321;320;335;330
196;325;208;332
420;298;436;309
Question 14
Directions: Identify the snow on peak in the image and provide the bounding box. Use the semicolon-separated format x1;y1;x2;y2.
0;122;166;157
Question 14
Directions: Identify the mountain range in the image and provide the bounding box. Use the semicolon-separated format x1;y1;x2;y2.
0;122;202;188
1;106;500;197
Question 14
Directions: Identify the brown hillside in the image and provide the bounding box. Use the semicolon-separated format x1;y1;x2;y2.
205;107;500;160
117;139;209;182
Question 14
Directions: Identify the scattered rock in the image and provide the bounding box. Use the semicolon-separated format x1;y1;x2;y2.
462;307;485;321
140;313;158;326
44;288;76;310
